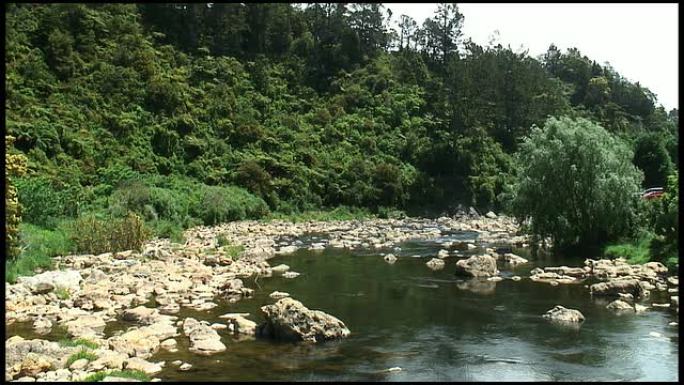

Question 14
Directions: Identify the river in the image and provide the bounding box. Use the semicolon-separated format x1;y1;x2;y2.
6;233;679;381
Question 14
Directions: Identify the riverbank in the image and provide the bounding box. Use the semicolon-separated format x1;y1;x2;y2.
5;215;678;382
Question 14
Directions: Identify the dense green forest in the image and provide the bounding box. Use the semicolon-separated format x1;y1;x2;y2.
5;3;679;279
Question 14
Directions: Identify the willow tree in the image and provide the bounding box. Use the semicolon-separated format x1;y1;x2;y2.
509;116;643;250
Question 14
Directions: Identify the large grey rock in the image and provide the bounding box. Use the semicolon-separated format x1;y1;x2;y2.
182;318;226;355
502;253;528;266
454;255;499;278
108;329;160;358
19;270;82;293
257;298;350;343
123;306;160;324
590;279;643;298
542;305;585;324
125;357;162;375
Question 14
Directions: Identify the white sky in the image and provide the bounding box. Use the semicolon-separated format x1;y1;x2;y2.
385;3;679;110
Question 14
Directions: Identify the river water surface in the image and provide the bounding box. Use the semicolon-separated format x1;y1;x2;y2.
7;234;680;381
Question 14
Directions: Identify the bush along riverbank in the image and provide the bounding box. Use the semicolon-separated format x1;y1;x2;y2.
5;213;678;382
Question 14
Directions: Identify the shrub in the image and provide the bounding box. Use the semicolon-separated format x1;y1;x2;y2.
509;116;643;251
5;223;73;283
66;350;98;367
190;185;269;226
151;220;185;244
70;212;151;254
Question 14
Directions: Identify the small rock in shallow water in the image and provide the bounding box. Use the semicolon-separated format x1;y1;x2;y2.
387;367;402;372
668;322;678;327
542;305;585;324
383;254;397;264
282;271;300;279
606;299;634;312
179;363;192;371
426;258;445;271
649;331;662;338
271;264;290;273
652;303;670;308
171;360;183;366
269;291;290;299
211;323;228;330
437;249;449;258
511;276;522;281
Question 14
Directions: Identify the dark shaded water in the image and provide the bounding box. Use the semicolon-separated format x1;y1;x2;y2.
7;237;679;381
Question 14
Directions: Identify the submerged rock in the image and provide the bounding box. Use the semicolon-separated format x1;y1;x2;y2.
454;255;499;278
257;297;350;343
542;305;585;324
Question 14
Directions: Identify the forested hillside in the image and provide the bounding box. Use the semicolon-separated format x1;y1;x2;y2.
5;4;679;276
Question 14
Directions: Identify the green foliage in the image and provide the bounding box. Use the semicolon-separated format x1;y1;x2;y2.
509;116;643;250
603;232;653;265
69;212;151;254
649;171;679;269
15;176;83;228
66;350;98;367
633;132;674;188
4;4;677;263
5;223;73;283
191;185;270;226
151;220;185;243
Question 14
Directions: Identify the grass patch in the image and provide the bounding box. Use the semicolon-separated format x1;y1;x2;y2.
263;206;375;223
80;369;151;382
5;223;73;283
151;219;186;244
66;350;98;367
216;235;244;260
55;287;71;300
604;232;653;265
59;338;99;349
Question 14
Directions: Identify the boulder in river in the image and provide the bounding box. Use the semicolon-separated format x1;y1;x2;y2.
590;279;643;298
257;297;350;343
182;318;227;355
383;254;397;264
454;255;499;278
542;305;585;324
502;253;528;266
606;299;635;312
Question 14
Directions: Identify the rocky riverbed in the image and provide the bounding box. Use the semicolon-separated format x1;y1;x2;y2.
5;215;679;382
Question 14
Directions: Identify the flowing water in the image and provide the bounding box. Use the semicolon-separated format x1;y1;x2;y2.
7;234;679;381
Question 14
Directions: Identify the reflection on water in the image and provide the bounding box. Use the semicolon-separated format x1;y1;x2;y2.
6;237;679;382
